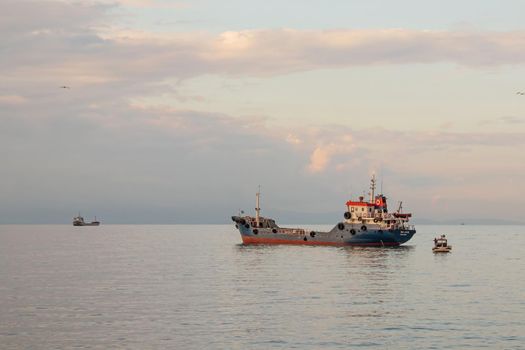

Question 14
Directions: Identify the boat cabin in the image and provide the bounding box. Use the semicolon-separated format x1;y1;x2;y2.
434;235;449;248
433;234;452;252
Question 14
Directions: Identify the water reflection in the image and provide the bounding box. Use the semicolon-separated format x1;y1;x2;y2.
336;245;417;322
234;242;288;254
342;245;414;265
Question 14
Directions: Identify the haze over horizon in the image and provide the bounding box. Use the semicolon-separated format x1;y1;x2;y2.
1;0;525;224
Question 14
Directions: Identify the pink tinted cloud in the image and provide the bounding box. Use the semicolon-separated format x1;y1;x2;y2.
57;28;519;87
205;29;525;67
8;27;525;88
114;0;190;8
308;137;355;173
4;1;525;90
130;105;524;176
0;95;27;105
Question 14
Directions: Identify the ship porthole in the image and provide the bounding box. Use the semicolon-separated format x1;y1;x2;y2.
272;228;277;234
337;223;345;230
361;225;367;231
350;229;356;235
303;237;307;241
310;231;316;238
253;229;258;235
344;211;351;219
373;218;378;223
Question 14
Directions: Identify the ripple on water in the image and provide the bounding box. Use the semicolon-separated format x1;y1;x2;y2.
0;225;524;349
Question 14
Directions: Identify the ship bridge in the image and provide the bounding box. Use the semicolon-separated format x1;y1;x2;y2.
343;176;413;230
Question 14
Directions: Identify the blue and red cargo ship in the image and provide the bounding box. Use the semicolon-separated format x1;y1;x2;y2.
232;176;416;246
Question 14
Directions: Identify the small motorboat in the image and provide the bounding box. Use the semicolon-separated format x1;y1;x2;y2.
433;234;451;253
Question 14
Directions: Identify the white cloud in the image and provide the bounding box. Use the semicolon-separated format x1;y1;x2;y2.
285;133;302;145
100;28;525;77
308;136;355;173
113;0;190;8
4;1;525;91
2;96;525;222
2;1;525;222
0;95;27;105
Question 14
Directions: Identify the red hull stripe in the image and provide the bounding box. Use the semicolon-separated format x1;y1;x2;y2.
241;236;399;246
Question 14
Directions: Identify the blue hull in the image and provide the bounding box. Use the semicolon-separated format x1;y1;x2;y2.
234;220;416;246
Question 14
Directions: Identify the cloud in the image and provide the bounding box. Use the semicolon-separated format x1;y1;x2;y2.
0;95;27;105
114;0;190;8
308;136;355;173
3;1;525;91
285;133;302;145
308;146;331;173
2;97;525;222
478;115;525;126
0;1;110;36
96;28;525;80
2;1;525;223
499;116;525;124
215;28;525;68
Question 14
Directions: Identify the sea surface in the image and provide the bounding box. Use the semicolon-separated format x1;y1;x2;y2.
0;224;523;349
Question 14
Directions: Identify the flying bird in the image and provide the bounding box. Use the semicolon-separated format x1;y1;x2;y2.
59;86;70;89
517;91;524;95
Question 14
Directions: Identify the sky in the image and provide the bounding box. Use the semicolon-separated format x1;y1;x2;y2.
1;0;525;224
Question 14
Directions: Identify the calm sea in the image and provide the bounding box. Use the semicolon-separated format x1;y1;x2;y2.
0;224;523;349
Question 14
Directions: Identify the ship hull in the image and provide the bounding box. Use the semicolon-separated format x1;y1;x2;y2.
241;235;402;246
73;222;100;226
235;221;415;247
233;176;416;247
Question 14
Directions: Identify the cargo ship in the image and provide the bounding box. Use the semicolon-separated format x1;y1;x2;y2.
73;215;100;226
231;176;416;246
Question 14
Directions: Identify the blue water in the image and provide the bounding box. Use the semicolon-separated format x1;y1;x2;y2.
0;225;523;349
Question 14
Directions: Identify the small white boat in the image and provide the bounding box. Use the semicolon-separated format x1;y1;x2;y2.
433;234;451;253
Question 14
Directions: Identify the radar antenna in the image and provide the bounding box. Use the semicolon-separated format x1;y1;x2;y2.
369;174;376;203
255;185;261;227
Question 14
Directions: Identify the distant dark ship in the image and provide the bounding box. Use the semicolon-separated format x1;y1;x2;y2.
73;215;100;226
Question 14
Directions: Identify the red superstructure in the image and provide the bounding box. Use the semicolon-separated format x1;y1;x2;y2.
343;176;411;224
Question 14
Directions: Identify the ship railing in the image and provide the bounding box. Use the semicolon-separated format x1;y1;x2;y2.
277;228;305;235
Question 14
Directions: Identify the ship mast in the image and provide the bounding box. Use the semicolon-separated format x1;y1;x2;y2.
369;175;376;203
255;185;261;227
